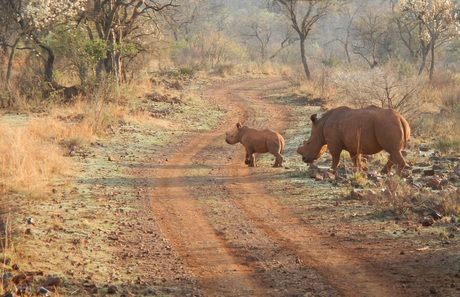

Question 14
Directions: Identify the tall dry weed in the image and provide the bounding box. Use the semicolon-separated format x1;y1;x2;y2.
0;118;78;194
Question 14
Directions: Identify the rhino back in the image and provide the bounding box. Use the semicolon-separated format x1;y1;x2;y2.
240;128;281;153
322;106;406;154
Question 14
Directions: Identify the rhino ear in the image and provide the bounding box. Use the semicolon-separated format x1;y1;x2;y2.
310;114;318;124
236;122;242;129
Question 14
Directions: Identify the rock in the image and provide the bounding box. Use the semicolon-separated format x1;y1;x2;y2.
314;173;324;181
37;287;50;296
43;276;61;287
455;165;460;176
350;189;363;200
419;145;430;152
351;181;362;188
412;182;423;188
428;210;442;220
16;287;31;295
412;168;423;174
309;164;320;171
2;273;12;282
1;257;11;265
423;169;435;176
426;177;442;189
325;171;336;180
171;81;184;90
420;217;435;227
433;164;443;171
107;285;118;294
27;217;35;226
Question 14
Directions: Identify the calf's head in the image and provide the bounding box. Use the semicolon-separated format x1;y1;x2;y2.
297;114;328;163
225;122;242;144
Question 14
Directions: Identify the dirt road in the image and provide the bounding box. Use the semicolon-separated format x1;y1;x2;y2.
145;78;407;296
3;78;458;296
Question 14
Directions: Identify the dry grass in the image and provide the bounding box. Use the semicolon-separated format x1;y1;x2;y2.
358;175;460;218
0;95;127;194
0;120;72;194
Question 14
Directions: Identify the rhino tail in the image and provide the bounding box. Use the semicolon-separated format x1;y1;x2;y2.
400;117;411;148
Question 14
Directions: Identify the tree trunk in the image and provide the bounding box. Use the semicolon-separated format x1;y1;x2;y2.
429;39;435;80
418;47;429;76
6;36;21;88
299;37;311;80
33;37;55;83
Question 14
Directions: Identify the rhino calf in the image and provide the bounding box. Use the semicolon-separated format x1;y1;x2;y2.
297;105;410;175
225;123;285;167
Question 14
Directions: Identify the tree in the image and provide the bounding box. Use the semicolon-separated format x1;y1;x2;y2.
241;13;273;61
0;0;86;89
351;5;393;69
272;0;337;80
162;0;224;42
395;0;460;79
329;4;360;65
82;0;176;83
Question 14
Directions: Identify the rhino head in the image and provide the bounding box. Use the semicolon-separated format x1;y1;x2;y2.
297;114;328;164
225;122;242;144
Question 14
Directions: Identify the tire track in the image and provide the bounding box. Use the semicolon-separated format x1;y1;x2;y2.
149;77;404;296
217;79;405;296
149;78;287;296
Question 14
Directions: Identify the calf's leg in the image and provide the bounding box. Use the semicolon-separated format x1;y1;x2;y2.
244;153;251;165
246;149;256;167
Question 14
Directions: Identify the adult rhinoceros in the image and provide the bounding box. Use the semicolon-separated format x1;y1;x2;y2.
225;123;285;167
296;105;410;174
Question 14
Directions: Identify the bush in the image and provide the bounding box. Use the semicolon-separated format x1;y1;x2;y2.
330;64;427;125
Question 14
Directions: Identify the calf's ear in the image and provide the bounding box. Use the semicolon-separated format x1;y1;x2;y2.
236;122;242;129
310;114;318;124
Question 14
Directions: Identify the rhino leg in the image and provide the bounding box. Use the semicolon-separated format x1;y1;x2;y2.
350;152;360;171
244;153;251;165
381;160;393;174
329;147;342;172
350;152;368;172
246;149;256;167
272;152;283;167
383;151;406;175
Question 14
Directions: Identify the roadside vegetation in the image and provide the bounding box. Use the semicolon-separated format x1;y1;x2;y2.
1;0;459;295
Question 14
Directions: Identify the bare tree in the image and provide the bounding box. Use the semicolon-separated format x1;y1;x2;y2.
162;0;224;42
351;5;392;69
242;21;272;60
329;4;360;65
269;26;297;61
272;0;337;80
